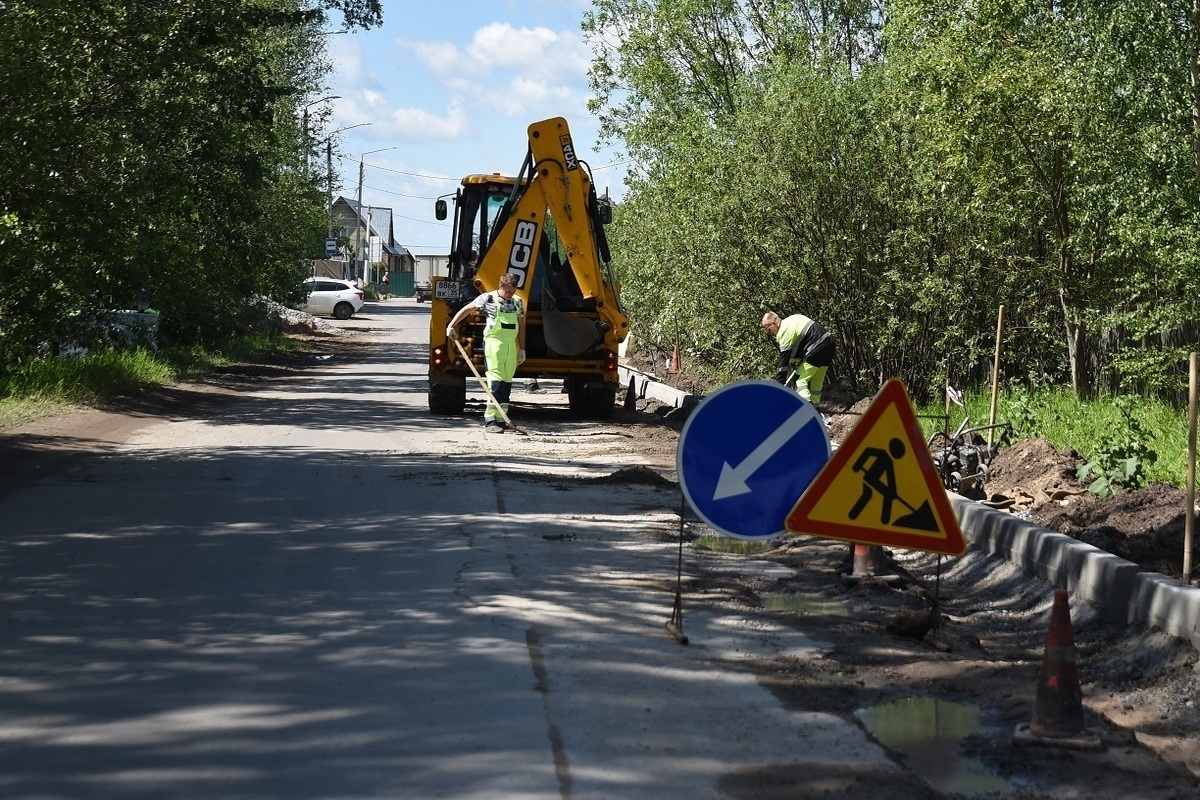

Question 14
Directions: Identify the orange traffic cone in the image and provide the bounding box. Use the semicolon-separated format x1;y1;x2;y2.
668;344;681;374
852;544;884;576
1014;589;1102;750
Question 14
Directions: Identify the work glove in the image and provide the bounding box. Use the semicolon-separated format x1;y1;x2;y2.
517;349;527;365
446;325;458;341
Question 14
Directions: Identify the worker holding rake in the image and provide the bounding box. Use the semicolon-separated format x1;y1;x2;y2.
447;272;526;432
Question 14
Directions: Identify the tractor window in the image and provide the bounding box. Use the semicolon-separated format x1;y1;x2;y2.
455;187;514;268
479;190;510;255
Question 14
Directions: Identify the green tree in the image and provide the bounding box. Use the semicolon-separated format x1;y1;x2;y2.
587;0;1200;403
0;0;382;371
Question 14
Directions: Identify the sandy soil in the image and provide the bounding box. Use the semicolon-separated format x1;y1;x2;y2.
5;335;1200;798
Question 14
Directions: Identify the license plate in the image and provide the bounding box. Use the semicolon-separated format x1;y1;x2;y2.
435;281;467;300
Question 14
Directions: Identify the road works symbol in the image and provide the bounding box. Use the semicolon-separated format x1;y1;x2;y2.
785;378;966;556
678;380;830;540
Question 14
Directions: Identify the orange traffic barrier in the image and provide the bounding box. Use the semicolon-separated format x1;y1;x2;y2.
1014;589;1102;749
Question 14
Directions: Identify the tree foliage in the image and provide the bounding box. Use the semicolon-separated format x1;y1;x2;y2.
0;0;381;371
586;0;1200;402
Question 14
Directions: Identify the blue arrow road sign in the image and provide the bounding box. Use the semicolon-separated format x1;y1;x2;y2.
677;380;830;540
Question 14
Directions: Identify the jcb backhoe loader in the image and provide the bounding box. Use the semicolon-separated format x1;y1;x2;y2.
427;117;629;417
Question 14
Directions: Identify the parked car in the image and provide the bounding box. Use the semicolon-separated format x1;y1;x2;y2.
415;282;433;303
303;278;364;320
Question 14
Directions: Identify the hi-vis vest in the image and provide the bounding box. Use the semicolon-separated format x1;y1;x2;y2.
480;291;523;341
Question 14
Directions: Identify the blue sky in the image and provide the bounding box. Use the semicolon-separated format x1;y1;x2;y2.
319;0;627;256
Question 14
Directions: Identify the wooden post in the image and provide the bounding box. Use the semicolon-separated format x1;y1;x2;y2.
988;305;1005;448
1185;352;1197;582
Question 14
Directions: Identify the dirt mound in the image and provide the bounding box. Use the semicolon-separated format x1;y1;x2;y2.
986;437;1089;501
1032;482;1191;578
985;439;1194;582
825;394;871;442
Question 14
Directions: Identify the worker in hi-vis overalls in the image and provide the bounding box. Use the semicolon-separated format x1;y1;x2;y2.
446;272;527;432
761;310;835;406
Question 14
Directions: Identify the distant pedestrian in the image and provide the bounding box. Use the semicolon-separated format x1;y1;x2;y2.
380;271;390;300
761;310;835;405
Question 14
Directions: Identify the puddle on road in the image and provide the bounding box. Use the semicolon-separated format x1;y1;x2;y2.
694;535;773;555
854;696;1013;797
762;592;848;616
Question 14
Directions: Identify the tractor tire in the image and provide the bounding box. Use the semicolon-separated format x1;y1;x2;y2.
566;376;615;418
429;383;466;415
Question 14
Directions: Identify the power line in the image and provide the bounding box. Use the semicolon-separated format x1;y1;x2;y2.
333;153;456;184
335;152;632;183
359;181;443;201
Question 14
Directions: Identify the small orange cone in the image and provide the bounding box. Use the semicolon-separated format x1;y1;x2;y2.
668;345;681;374
852;544;884;576
1014;589;1103;750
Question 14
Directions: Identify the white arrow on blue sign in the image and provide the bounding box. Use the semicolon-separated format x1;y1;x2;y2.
677;380;830;540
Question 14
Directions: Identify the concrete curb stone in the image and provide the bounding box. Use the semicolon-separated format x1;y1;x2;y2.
948;493;1200;651
618;369;1200;651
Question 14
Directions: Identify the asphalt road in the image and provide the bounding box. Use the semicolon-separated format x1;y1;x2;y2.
0;300;899;800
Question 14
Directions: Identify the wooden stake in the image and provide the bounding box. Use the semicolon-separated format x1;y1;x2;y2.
1185;352;1197;581
988;305;1005;448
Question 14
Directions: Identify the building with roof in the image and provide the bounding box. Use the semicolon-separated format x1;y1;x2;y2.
318;197;417;295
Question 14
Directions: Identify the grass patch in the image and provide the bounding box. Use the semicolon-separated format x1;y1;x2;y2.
0;334;297;430
915;386;1192;489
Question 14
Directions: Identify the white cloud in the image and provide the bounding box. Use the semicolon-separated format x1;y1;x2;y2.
404;23;589;83
386;102;467;139
407;40;458;74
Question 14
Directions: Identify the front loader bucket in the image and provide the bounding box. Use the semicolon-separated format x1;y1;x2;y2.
541;282;603;356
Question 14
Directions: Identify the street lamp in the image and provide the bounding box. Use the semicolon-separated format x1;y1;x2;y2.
301;95;341;163
355;145;397;283
320;123;371;238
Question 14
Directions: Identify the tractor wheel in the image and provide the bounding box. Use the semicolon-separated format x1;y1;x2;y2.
429;383;466;415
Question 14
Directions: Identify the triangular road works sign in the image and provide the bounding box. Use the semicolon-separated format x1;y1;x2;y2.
786;378;966;556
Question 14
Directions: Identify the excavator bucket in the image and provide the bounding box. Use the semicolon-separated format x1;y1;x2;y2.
541;282;603;356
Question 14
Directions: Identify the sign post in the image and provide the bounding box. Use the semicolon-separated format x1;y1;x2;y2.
678;380;830;540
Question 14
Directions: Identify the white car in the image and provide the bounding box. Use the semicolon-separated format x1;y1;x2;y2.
303;278;364;320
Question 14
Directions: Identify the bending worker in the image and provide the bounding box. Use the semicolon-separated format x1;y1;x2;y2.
761;310;835;405
446;272;527;432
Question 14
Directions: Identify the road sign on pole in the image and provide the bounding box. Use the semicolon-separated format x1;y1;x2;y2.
325;238;338;256
677;380;830;540
785;378;966;555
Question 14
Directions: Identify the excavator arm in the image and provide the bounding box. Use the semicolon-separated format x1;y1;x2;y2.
473;117;629;355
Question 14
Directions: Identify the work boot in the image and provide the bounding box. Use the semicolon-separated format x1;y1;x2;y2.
484;421;502;433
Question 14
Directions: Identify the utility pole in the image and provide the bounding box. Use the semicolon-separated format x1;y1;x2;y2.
301;95;340;172
354;160;365;283
355;146;396;285
317;123;370;266
327;139;335;238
